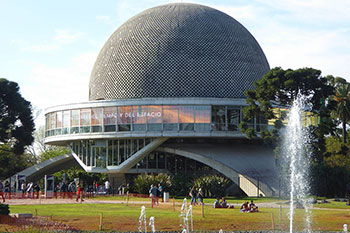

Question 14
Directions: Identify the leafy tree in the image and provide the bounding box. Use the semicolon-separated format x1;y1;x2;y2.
38;146;70;163
54;165;106;187
170;173;191;196
332;78;350;143
0;144;37;179
240;67;335;161
0;78;35;154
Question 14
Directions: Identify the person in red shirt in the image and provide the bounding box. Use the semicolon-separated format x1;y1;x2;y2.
76;184;84;202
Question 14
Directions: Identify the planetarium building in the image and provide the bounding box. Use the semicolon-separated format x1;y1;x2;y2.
44;3;278;196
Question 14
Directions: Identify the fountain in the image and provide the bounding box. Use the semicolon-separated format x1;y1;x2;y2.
138;206;156;233
282;94;312;232
138;206;147;233
180;198;188;230
179;198;193;232
149;216;156;233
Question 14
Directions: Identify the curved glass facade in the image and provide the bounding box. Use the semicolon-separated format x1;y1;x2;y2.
71;138;216;176
45;104;268;137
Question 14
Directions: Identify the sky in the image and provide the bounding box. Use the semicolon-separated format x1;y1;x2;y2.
1;0;350;127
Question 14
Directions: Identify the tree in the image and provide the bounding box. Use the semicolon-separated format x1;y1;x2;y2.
0;78;35;154
0;144;37;179
38;146;70;163
332;78;350;143
240;67;335;159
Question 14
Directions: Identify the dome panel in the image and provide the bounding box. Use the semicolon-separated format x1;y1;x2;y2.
89;3;269;100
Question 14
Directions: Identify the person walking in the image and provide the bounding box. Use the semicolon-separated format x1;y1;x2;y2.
0;180;6;203
149;184;158;207
198;187;204;205
76;184;84;202
189;186;198;206
21;182;26;198
105;180;111;195
157;183;163;202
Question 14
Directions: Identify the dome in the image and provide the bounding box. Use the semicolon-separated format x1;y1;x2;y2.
89;3;269;101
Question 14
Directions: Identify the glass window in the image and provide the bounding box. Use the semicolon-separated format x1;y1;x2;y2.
71;109;80;134
132;105;147;124
194;106;211;131
118;106;132;124
194;106;211;123
132;105;147;131
45;114;49;131
55;112;62;135
179;106;194;131
163;105;178;131
71;109;80;127
104;107;117;125
163;105;178;123
62;110;70;134
227;107;240;131
80;109;91;126
118;106;131;131
179;106;194;123
212;106;226;131
104;107;117;132
147;105;162;123
49;113;56;129
80;109;91;133
147;105;162;131
56;111;62;128
91;108;103;132
92;108;103;125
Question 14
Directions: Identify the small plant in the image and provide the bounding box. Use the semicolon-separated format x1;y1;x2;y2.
133;173;172;194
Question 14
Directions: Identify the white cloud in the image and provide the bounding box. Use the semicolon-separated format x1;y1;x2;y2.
21;52;97;119
210;1;350;80
53;29;83;44
12;29;84;52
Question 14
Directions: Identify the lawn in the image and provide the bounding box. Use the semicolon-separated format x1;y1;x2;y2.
3;199;350;232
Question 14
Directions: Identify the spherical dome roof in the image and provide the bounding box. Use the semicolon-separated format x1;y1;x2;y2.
89;3;269;101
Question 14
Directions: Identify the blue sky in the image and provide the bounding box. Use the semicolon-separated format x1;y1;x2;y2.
1;0;350;126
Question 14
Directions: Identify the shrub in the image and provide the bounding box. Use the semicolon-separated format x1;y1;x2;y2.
0;203;9;215
133;173;172;194
170;173;191;196
193;174;232;198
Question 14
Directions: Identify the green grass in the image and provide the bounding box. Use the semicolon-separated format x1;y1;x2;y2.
6;201;350;232
313;200;350;209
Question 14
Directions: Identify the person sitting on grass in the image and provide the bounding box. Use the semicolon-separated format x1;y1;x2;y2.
213;197;221;208
220;197;228;208
249;200;259;212
240;201;249;213
219;197;234;209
